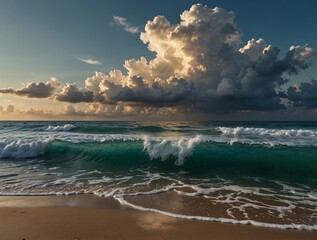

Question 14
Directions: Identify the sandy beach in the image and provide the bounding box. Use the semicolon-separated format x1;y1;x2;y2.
0;195;316;240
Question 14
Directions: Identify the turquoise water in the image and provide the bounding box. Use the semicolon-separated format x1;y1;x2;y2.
0;121;316;229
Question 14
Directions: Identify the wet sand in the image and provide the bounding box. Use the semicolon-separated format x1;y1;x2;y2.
0;195;316;240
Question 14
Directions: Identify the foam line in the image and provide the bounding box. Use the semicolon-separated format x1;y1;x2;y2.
114;195;317;231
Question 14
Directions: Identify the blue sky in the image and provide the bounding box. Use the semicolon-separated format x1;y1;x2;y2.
0;1;316;120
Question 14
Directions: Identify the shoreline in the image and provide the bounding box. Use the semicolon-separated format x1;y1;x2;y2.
0;195;316;240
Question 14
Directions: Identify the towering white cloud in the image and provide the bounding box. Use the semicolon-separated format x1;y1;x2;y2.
0;4;315;117
84;4;314;114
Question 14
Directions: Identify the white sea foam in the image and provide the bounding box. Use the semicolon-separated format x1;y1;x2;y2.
0;170;316;230
217;127;317;137
1;185;316;230
0;191;83;196
88;177;113;184
46;124;76;131
46;176;77;186
0;138;53;158
143;135;203;165
114;195;317;231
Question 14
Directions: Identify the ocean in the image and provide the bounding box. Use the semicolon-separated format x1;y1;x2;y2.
0;121;316;230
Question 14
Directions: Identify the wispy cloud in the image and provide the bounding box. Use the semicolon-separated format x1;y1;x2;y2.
78;58;102;65
113;16;139;34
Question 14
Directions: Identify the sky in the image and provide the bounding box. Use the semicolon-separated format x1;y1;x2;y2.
0;0;316;120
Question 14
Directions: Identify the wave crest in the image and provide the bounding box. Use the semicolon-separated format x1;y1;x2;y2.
46;124;76;131
143;135;203;165
217;127;317;137
0;138;53;158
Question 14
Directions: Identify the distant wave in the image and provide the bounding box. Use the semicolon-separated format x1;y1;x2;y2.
217;127;317;137
0;138;53;158
65;133;317;148
46;124;76;131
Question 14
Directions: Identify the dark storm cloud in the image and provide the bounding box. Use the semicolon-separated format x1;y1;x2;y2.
0;78;60;98
286;80;317;108
55;83;95;103
99;76;197;106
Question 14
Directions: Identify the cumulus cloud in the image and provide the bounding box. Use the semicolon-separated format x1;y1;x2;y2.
286;80;317;108
0;78;60;98
6;105;15;113
239;38;267;61
64;105;77;115
113;16;140;33
78;58;102;65
1;4;316;117
86;4;314;115
55;83;95;103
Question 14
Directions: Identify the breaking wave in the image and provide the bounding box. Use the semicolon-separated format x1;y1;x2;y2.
217;126;317;137
0;132;317;163
143;135;203;165
0;138;53;158
46;124;76;131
